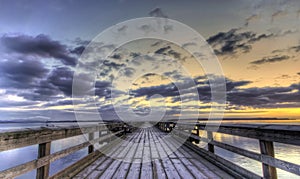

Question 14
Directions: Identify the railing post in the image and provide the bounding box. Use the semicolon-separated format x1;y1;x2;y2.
88;132;94;154
196;126;199;136
207;131;214;153
259;140;277;179
195;126;200;144
99;130;103;145
36;142;51;179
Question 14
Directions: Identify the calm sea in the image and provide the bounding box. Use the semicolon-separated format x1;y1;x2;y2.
0;120;299;178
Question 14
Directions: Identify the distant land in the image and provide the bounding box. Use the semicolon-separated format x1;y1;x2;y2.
0;117;293;124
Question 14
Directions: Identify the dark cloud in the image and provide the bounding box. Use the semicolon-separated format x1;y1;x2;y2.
290;45;300;52
70;45;85;55
121;67;135;77
272;43;300;54
109;53;122;59
271;10;287;22
228;84;300;107
248;33;274;43
149;7;168;18
154;46;171;54
1;34;77;66
182;42;197;48
250;55;290;65
131;76;251;104
0;58;48;89
103;60;124;70
130;75;300;108
245;14;260;27
297;72;300;76
207;28;274;55
151;41;161;47
167;50;181;59
117;25;127;33
73;37;90;46
47;67;74;96
130;52;141;58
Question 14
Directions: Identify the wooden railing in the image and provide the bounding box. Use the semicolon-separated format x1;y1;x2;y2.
157;122;300;179
0;122;127;179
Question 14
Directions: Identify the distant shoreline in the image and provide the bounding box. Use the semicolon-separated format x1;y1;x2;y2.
0;117;295;124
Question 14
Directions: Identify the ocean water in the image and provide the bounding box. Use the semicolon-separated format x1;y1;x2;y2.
0;121;299;178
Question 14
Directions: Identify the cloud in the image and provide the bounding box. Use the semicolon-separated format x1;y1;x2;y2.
70;45;85;55
207;28;274;56
250;55;290;65
271;10;287;23
154;46;171;54
228;83;300;107
0;34;77;66
290;45;300;52
167;50;181;59
47;67;74;96
120;67;135;77
182;42;197;48
245;14;260;26
149;7;168;18
130;74;300;110
0;57;49;89
297;72;300;76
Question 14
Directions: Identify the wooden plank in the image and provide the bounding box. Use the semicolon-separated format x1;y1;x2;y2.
86;158;113;179
88;132;94;154
49;151;102;179
180;130;300;176
179;123;300;146
141;128;152;177
72;156;107;178
207;131;214;153
0;124;123;151
259;140;277;179
164;136;210;179
141;161;153;179
0;131;122;178
126;159;142;179
153;159;167;179
160;158;181;179
183;140;259;179
171;158;194;178
36;142;51;179
74;137;127;178
180;158;208;179
99;160;122;178
112;162;131;178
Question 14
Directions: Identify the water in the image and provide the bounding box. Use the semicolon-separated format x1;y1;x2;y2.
0;121;299;178
212;133;300;178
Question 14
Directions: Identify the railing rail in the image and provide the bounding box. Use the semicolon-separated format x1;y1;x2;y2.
157;122;300;179
0;122;127;179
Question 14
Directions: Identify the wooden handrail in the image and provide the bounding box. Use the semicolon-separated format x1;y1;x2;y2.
0;122;127;178
157;122;300;179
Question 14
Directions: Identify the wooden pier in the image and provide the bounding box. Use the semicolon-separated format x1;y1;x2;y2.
0;122;299;179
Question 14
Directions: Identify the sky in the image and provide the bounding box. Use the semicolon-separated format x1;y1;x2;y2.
0;0;299;122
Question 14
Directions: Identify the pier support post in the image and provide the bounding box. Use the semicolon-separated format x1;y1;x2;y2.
36;142;51;179
207;131;214;153
259;140;277;179
88;132;94;154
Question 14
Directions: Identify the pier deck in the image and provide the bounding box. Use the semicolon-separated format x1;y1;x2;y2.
71;127;234;179
1;122;299;179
